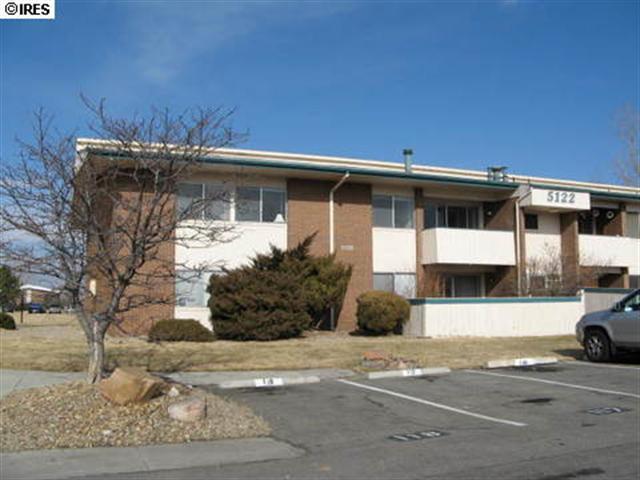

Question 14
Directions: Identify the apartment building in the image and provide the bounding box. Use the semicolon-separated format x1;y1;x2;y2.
77;139;640;333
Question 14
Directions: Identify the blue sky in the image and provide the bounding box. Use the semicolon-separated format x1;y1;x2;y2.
1;0;638;184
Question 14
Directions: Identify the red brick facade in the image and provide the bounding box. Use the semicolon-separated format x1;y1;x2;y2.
88;182;175;336
287;178;372;331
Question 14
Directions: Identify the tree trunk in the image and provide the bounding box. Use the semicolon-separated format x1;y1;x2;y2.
87;321;107;384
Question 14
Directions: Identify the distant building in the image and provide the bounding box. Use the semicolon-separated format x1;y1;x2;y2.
19;284;53;304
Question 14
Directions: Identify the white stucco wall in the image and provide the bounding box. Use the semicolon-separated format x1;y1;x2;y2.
525;212;562;261
174;222;287;327
421;228;516;266
372;228;416;273
406;298;584;337
580;235;640;275
175;223;287;270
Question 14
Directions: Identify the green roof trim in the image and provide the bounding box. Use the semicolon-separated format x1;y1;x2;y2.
409;296;582;305
581;287;635;294
86;147;640;201
526;182;640;202
86;148;519;190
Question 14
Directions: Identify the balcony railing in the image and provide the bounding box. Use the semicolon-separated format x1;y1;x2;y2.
579;234;639;273
421;228;516;266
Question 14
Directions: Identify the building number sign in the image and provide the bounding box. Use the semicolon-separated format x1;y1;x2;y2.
547;191;575;204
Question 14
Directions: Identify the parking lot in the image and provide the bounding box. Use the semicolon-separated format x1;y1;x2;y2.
83;360;639;480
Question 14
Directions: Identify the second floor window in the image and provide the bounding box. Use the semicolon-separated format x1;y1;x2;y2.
237;186;286;223
177;183;230;221
425;204;480;229
373;195;414;228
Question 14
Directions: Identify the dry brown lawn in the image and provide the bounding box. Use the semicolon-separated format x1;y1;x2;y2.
0;313;582;373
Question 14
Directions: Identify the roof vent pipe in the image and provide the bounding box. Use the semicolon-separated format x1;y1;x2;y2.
403;149;413;173
487;166;508;182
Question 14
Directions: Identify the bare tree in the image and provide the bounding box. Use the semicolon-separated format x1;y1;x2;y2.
524;243;614;296
614;104;639;187
0;99;245;383
524;245;565;296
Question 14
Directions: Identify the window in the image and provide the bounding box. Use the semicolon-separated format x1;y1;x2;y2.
627;212;640;239
394;197;414;228
621;292;640;312
630;275;640;290
425;204;480;229
262;189;286;222
236;187;261;222
177;183;203;220
444;275;481;297
175;271;216;307
373;195;393;227
177;183;230;221
204;184;229;220
373;273;394;292
373;273;416;298
525;214;539;230
372;195;414;228
237;186;286;223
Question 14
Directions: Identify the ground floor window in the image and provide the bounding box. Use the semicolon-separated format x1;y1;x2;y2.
444;275;482;298
175;271;217;307
373;273;416;298
630;275;639;290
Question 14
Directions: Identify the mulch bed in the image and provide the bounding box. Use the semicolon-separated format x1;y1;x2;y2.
0;382;270;452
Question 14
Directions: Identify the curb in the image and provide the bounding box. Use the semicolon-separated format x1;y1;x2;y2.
1;437;303;480
218;375;321;389
485;357;558;369
366;367;451;380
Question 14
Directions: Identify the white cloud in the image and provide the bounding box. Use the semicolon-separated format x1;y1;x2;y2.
123;2;357;84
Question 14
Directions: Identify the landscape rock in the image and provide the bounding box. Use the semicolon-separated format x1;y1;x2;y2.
98;367;165;406
168;397;207;422
362;350;390;362
167;386;181;397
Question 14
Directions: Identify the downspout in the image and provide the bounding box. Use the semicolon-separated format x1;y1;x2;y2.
329;171;350;254
514;197;522;296
329;171;350;330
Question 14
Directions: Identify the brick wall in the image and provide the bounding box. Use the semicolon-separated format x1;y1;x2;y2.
88;181;175;336
484;198;516;231
287;178;331;256
484;197;519;296
602;205;625;236
287;178;373;331
560;212;580;293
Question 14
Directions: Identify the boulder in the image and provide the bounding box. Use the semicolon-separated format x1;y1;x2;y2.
99;367;165;406
168;397;207;422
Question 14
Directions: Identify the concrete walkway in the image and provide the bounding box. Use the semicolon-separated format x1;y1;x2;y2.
1;437;303;480
0;368;355;398
0;370;84;398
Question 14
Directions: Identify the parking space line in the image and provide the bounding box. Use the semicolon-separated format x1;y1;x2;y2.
565;361;640;371
336;379;527;427
465;370;640;399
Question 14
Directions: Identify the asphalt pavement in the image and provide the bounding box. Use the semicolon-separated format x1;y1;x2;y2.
32;360;639;480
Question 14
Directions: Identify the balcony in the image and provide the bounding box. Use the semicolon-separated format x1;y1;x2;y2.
579;235;640;275
421;228;516;266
